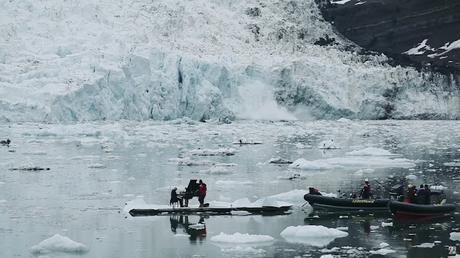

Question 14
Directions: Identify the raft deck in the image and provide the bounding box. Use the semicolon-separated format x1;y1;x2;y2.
129;205;292;216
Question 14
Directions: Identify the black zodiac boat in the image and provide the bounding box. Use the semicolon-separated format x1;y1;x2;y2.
389;201;456;218
304;194;390;211
129;205;292;217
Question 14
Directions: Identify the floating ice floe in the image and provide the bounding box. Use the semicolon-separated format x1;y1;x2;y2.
280;225;348;247
346;147;395;156
450;232;460;241
379;242;389;248
415;243;435;248
369;248;396;255
169;157;214;166
405;174;417;180
290;155;415;170
189;148;236;156
201;166;233;175
189;223;205;230
221;246;266;255
268;157;293;164
87;163;106;169
430;185;448;190
211;233;274;244
320;255;334;258
30;234;88;254
337;118;351;122
444;162;460;167
318;140;339;149
216;180;254;187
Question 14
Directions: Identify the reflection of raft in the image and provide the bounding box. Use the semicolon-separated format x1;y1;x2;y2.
389;201;456;218
304;194;389;211
129;206;292;216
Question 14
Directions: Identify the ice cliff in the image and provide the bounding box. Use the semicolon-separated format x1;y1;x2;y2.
0;0;459;122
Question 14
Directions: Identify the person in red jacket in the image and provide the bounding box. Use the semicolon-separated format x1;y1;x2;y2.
198;180;207;207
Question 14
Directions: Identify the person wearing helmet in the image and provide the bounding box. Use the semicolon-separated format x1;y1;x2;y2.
359;179;372;199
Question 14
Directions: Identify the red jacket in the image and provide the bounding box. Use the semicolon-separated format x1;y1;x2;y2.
198;183;207;196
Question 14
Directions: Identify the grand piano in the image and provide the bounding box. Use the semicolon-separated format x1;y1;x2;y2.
178;179;200;207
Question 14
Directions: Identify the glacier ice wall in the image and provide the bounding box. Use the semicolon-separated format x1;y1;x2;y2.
0;0;458;122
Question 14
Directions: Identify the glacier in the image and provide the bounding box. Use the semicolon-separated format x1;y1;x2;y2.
0;0;459;122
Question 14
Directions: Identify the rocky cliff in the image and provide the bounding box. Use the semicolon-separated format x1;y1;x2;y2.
317;0;460;74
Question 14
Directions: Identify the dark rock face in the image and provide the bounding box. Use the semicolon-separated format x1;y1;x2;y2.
317;0;460;74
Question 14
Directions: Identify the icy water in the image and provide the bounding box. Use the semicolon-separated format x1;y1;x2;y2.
0;120;459;258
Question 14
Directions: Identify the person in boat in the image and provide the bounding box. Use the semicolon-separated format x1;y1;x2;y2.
198;180;207;207
359;179;372;199
416;184;427;204
309;187;322;195
170;187;183;207
404;184;417;203
423;184;431;204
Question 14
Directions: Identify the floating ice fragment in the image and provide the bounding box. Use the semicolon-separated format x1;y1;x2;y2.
280;225;348;247
211;233;273;243
30;234;88;254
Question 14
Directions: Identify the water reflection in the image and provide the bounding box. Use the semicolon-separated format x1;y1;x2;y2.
170;215;207;244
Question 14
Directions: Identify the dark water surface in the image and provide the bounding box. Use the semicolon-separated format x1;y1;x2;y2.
0;120;459;258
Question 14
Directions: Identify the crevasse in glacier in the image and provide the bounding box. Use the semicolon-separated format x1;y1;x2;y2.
0;0;458;122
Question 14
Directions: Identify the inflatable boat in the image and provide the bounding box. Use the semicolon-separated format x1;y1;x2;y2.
389;201;456;218
304;194;390;211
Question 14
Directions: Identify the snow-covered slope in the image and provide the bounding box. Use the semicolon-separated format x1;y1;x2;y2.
0;0;458;122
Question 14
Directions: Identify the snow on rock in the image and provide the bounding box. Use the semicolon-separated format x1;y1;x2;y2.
369;248;396;255
211;233;274;244
346;147;395;156
189;148;236;156
280;225;348;247
450;232;460;241
404;39;433;55
30;234;88;254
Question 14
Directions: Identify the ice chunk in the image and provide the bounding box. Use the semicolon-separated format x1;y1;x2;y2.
211;233;274;243
450;232;460;241
268;157;293;164
369;248;396;255
290;156;414;170
405;174;417;180
221;246;266;254
30;234;88;254
290;158;344;170
430;185;448;190
318;140;339;149
280;225;348;247
189;148;236;156
346;147;395;156
415;243;435;248
379;242;389;248
381;222;393;227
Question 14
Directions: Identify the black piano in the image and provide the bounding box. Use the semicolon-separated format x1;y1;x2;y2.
178;180;200;207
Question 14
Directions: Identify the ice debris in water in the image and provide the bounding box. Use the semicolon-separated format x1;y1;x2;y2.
346;147;396;156
369;248;396;255
189;148;236;156
221;246;266;254
280;225;348;247
30;234;88;254
431;185;448;190
318;139;339;149
450;232;460;241
210;233;274;243
290;155;415;170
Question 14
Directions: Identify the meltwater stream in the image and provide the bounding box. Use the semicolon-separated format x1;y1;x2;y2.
0;120;459;258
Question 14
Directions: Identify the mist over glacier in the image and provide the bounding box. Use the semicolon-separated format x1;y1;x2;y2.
1;0;459;122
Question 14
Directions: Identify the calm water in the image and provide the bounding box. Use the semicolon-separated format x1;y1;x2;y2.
0;120;459;258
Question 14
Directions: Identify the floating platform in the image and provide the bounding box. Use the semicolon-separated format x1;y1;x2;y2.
129;205;292;217
304;194;389;211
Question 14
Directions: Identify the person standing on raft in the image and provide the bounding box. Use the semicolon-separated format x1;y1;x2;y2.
359;179;373;199
198;180;207;207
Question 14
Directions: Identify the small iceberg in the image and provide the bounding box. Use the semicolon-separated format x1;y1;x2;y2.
280;225;348;247
30;234;88;254
189;148;236;156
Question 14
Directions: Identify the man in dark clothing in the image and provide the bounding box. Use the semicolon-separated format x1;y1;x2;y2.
416;184;426;204
198;180;207;207
359;179;372;199
170;187;183;207
424;184;431;204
